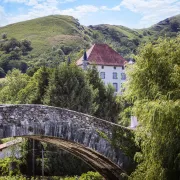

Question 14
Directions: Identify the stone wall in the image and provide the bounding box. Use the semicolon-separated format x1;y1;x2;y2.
0;104;131;172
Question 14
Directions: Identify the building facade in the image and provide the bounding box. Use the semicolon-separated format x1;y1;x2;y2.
77;44;127;93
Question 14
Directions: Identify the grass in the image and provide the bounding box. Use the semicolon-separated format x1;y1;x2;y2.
0;14;179;60
0;15;87;57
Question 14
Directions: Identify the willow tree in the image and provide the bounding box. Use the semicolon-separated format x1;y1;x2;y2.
125;37;180;179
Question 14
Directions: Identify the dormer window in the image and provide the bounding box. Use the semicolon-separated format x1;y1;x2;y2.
100;72;105;79
113;72;118;79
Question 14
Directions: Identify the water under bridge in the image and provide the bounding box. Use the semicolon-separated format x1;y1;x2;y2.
0;104;133;180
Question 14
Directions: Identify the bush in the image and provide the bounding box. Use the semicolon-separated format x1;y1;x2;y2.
79;171;103;180
61;46;73;55
0;67;5;78
171;19;180;32
1;33;7;40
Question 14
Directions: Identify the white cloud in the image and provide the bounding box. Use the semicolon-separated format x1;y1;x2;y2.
1;0;179;28
60;0;76;3
100;5;121;11
0;1;123;27
4;0;27;2
26;0;39;6
0;6;8;27
120;0;180;27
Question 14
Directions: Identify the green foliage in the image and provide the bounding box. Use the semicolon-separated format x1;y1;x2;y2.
0;38;20;53
44;63;97;114
0;67;5;78
125;37;180;101
0;69;29;103
26;66;40;77
79;171;103;180
61;45;73;55
125;37;180;179
21;39;32;55
1;33;7;40
0;15;87;58
18;66;50;104
0;176;26;180
0;158;21;176
0;37;32;73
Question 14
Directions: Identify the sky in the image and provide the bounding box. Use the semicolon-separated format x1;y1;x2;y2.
0;0;180;29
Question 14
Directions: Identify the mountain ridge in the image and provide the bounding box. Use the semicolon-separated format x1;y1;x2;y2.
0;14;179;66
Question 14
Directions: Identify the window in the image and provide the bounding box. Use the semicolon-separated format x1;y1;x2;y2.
100;72;105;79
114;66;116;69
121;73;126;80
113;72;118;79
113;83;118;92
102;66;104;69
122;66;124;70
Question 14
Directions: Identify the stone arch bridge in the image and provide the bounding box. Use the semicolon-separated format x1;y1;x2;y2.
0;104;132;180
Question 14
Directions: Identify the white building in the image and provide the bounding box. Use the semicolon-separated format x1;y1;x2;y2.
76;44;127;93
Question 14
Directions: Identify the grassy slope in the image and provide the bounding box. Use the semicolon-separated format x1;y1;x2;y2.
0;14;179;60
0;15;88;57
88;24;142;58
89;14;180;58
137;14;180;41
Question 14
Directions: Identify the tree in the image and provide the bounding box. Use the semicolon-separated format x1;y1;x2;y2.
0;67;5;78
18;66;50;104
0;69;30;103
43;63;97;114
2;38;21;53
86;66;121;123
21;39;32;55
1;33;7;40
0;54;11;73
125;37;180;179
171;19;180;32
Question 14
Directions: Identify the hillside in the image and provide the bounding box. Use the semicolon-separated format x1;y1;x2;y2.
88;24;142;58
89;14;180;58
0;14;179;72
0;15;89;57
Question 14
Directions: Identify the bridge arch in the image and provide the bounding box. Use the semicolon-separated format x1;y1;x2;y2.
0;104;132;180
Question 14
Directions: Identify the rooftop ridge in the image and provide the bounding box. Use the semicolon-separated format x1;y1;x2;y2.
77;44;127;66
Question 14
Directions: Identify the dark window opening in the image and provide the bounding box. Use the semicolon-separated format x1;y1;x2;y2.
113;72;118;79
113;83;118;92
100;72;105;79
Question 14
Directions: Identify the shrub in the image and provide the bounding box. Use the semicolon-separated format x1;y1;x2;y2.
79;171;103;180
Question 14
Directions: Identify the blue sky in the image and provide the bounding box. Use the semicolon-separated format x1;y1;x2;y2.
0;0;180;28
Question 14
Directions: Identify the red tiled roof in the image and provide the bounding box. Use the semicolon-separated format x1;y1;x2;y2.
76;44;127;66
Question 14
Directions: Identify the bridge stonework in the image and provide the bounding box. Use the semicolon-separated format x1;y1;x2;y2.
0;104;132;180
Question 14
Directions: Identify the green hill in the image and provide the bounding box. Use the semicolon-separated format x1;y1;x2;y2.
0;14;179;73
137;15;180;41
0;15;89;57
89;14;180;58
